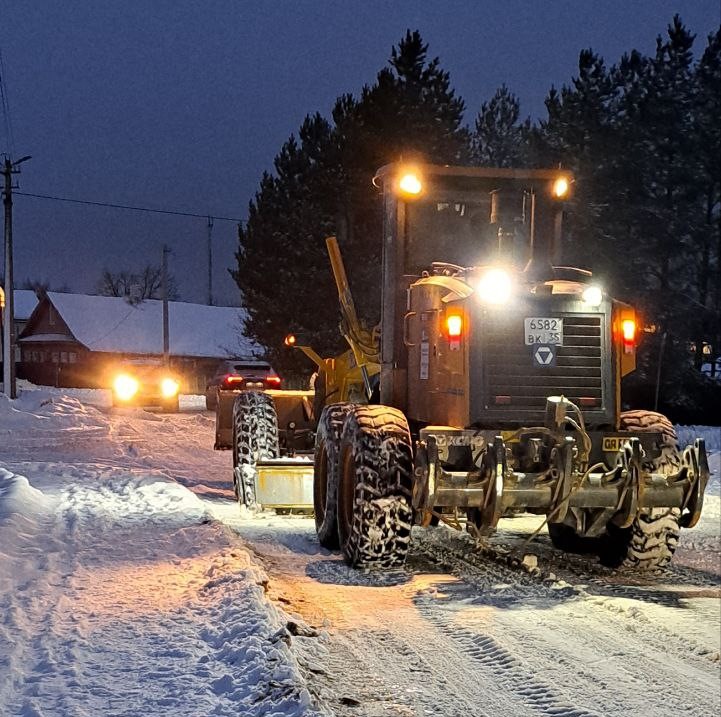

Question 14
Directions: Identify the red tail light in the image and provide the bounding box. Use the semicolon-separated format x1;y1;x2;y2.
446;313;463;352
446;314;463;338
265;376;281;387
622;319;636;354
224;374;244;386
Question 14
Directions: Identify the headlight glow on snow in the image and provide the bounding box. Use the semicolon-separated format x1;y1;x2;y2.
582;285;603;306
476;268;512;304
161;378;180;398
114;374;139;401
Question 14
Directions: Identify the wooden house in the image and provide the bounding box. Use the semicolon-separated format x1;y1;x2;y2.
18;292;258;393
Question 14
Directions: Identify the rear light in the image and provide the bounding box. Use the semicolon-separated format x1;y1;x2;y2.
622;319;636;354
446;314;463;338
446;313;463;351
265;376;281;387
494;395;511;405
578;397;598;407
224;374;244;386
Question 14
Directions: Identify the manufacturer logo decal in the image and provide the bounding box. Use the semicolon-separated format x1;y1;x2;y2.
533;344;556;367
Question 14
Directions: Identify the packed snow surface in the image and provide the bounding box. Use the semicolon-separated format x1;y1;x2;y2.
0;383;719;716
0;386;318;716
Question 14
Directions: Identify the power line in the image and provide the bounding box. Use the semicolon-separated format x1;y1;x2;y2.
14;191;242;223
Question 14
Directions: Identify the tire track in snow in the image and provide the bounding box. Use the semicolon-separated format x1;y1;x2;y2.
412;594;600;717
414;525;721;667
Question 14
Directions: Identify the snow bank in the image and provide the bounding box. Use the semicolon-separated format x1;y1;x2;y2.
0;385;321;716
0;467;53;519
677;425;721;452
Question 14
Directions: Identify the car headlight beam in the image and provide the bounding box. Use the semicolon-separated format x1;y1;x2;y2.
161;378;180;398
114;374;139;401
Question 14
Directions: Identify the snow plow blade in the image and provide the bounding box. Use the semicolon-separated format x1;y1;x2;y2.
415;433;710;536
255;458;314;509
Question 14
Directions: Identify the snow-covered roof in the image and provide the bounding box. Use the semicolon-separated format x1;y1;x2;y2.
13;290;38;321
28;292;259;359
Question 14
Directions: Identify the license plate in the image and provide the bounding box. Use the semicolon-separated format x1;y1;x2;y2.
524;317;563;345
602;436;628;452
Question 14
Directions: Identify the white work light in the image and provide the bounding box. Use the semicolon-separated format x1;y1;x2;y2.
476;268;513;304
582;285;603;307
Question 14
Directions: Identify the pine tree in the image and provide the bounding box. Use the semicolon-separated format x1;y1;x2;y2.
471;84;531;167
536;16;721;416
691;27;721;378
231;31;467;377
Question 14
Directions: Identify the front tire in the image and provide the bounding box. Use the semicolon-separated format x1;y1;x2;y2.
336;405;413;568
232;391;279;508
601;410;682;570
313;403;352;549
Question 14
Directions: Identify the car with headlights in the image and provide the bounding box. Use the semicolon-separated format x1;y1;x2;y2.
204;359;280;410
111;359;181;412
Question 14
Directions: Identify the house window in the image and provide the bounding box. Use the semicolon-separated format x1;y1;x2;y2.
48;306;56;326
51;352;59;363
60;351;68;363
68;352;77;364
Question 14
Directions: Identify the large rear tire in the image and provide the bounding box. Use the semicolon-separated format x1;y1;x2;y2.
313;403;352;549
601;410;681;570
336;405;413;568
232;391;279;508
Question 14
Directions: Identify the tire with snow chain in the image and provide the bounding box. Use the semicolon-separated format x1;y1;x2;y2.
231;391;279;507
336;405;414;568
313;402;352;549
601;410;682;570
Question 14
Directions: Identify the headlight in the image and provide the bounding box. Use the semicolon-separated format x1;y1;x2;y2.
476;268;512;304
582;285;603;306
552;176;570;199
114;374;139;401
161;378;180;398
397;169;423;197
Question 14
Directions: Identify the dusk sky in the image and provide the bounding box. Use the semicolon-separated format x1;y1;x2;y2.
1;1;719;306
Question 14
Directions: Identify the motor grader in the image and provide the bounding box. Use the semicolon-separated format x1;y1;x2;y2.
221;162;710;571
317;163;710;570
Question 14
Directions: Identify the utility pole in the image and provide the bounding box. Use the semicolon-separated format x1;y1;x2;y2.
161;244;170;367
2;154;31;399
207;215;214;306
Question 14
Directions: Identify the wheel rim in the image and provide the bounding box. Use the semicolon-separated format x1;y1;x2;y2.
337;445;355;546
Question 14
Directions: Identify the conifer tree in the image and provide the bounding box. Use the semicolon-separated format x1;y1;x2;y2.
471;84;531;167
232;31;467;376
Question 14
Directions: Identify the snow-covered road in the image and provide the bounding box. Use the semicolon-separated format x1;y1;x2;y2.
1;385;719;716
